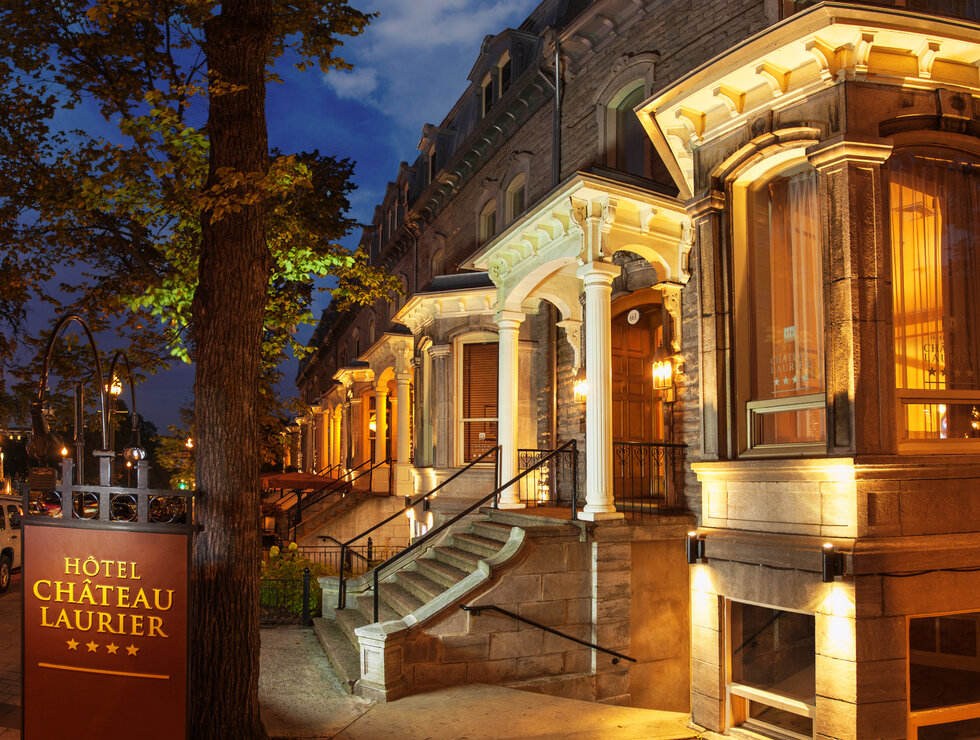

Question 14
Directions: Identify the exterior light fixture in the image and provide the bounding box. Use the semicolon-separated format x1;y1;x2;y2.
369;413;377;433
822;543;845;582
573;367;588;404
652;346;675;403
108;375;123;397
185;437;193;450
60;446;69;457
686;530;705;564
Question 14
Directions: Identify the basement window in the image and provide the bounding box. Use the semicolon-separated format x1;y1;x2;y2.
729;601;815;740
908;611;980;738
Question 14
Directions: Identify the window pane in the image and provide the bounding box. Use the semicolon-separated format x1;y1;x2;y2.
919;717;980;740
910;613;980;712
463;343;498;462
731;602;815;704
751;404;825;446
892;154;980;396
748;167;825;445
615;86;646;176
748;701;813;737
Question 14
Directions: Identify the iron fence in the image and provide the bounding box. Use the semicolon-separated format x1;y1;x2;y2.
259;568;315;627
516;443;578;512
295;543;401;576
612;441;686;519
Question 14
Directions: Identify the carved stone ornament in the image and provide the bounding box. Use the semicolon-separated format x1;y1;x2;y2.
557;319;583;371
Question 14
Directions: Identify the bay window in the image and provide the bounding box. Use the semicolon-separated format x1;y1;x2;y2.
739;164;825;452
891;151;980;447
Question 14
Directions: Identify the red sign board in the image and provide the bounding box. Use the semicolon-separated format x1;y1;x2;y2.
23;524;188;739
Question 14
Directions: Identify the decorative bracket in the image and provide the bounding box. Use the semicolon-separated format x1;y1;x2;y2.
557;319;583;371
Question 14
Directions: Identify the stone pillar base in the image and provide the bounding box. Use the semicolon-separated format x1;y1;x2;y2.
392;462;415;496
354;623;407;702
370;464;390;493
497;500;527;510
577;509;625;521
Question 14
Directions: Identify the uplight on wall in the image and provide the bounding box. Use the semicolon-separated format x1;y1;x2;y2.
573;367;588;404
822;543;845;582
652;346;675;403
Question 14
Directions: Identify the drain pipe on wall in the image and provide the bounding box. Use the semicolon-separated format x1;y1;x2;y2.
552;40;562;188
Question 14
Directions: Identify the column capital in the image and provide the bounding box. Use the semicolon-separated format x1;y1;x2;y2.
428;343;451;359
576;260;621;285
806;135;893;170
494;309;525;329
395;371;412;384
374;384;390;397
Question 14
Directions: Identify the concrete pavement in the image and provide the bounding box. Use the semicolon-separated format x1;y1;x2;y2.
0;580;697;739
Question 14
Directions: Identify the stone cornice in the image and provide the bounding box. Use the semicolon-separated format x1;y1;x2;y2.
637;2;980;199
395;286;498;335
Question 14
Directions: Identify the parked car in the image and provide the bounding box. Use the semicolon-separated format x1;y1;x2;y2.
0;495;22;593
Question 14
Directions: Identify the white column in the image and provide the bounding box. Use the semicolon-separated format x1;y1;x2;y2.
371;385;390;492
429;345;452;468
393;371;414;495
496;310;525;509
577;261;623;520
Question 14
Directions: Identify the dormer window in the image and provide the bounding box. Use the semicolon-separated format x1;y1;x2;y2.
499;52;512;96
482;74;494;117
505;173;526;223
428;147;438;184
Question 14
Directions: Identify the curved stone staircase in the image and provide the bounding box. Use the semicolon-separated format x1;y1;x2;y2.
314;517;521;693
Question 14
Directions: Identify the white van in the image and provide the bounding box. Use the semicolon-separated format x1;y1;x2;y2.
0;495;22;593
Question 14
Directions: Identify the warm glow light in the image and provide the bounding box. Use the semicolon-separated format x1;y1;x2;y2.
652;357;673;390
573;367;588;404
185;438;193;449
60;446;69;457
109;376;123;396
369;413;377;433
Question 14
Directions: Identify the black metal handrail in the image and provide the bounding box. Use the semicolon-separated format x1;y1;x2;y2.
460;604;636;664
612;441;687;518
349;440;576;621
316;462;342;478
337;445;500;610
318;534;369;563
516;442;578;514
289;457;387;540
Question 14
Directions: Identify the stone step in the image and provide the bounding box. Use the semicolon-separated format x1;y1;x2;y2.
471;519;514;542
395;569;445;603
333;605;369;647
378;580;424;617
452;531;505;558
355;592;401;625
431;545;483;572
414;557;470;589
312;617;359;693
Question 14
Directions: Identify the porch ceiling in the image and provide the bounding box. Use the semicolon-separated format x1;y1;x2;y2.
468;171;691;315
637;3;980;199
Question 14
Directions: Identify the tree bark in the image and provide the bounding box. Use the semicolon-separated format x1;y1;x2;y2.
190;0;272;736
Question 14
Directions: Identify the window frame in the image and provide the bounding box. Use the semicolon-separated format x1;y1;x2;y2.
505;173;526;224
731;148;827;457
479;199;497;245
453;331;498;467
888;146;980;454
725;599;817;740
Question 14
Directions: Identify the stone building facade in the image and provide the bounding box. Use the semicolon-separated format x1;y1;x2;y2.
293;2;980;738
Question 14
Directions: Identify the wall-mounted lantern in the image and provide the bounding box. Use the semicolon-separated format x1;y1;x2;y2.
573;367;588;404
652;346;675;403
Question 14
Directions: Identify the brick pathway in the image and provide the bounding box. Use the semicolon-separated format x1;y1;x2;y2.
0;573;21;739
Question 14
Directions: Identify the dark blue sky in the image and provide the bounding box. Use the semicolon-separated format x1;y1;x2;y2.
107;0;541;432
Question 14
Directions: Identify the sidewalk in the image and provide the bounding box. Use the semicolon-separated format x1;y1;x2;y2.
1;583;697;740
259;625;698;740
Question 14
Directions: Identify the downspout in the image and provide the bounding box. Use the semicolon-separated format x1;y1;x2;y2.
552;40;562;188
550;303;558;447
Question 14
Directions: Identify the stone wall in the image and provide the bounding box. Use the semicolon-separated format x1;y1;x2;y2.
298;495;411;550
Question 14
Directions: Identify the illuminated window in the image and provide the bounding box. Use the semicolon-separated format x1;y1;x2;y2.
479;200;497;245
891;152;980;446
909;611;980;738
742;165;825;450
481;74;494;117
729;602;815;740
499;52;512;95
456;338;498;464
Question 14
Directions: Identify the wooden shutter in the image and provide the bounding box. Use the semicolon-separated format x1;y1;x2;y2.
462;343;498;461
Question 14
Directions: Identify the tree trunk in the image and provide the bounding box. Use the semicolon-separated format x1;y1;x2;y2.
190;0;272;736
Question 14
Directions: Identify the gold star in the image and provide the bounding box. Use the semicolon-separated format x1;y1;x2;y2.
105;643;119;655
66;639;78;651
125;644;140;656
86;641;99;653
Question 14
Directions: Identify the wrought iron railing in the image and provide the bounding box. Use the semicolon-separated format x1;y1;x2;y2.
259;568;315;627
460;604;635;664
337;445;500;610
348;440;575;622
612;441;686;519
288;457;387;540
516;442;578;514
295;541;401;576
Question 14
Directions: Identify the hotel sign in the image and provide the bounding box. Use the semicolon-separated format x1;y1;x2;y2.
22;519;190;739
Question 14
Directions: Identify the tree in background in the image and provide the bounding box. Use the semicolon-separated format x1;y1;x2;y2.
0;0;392;734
